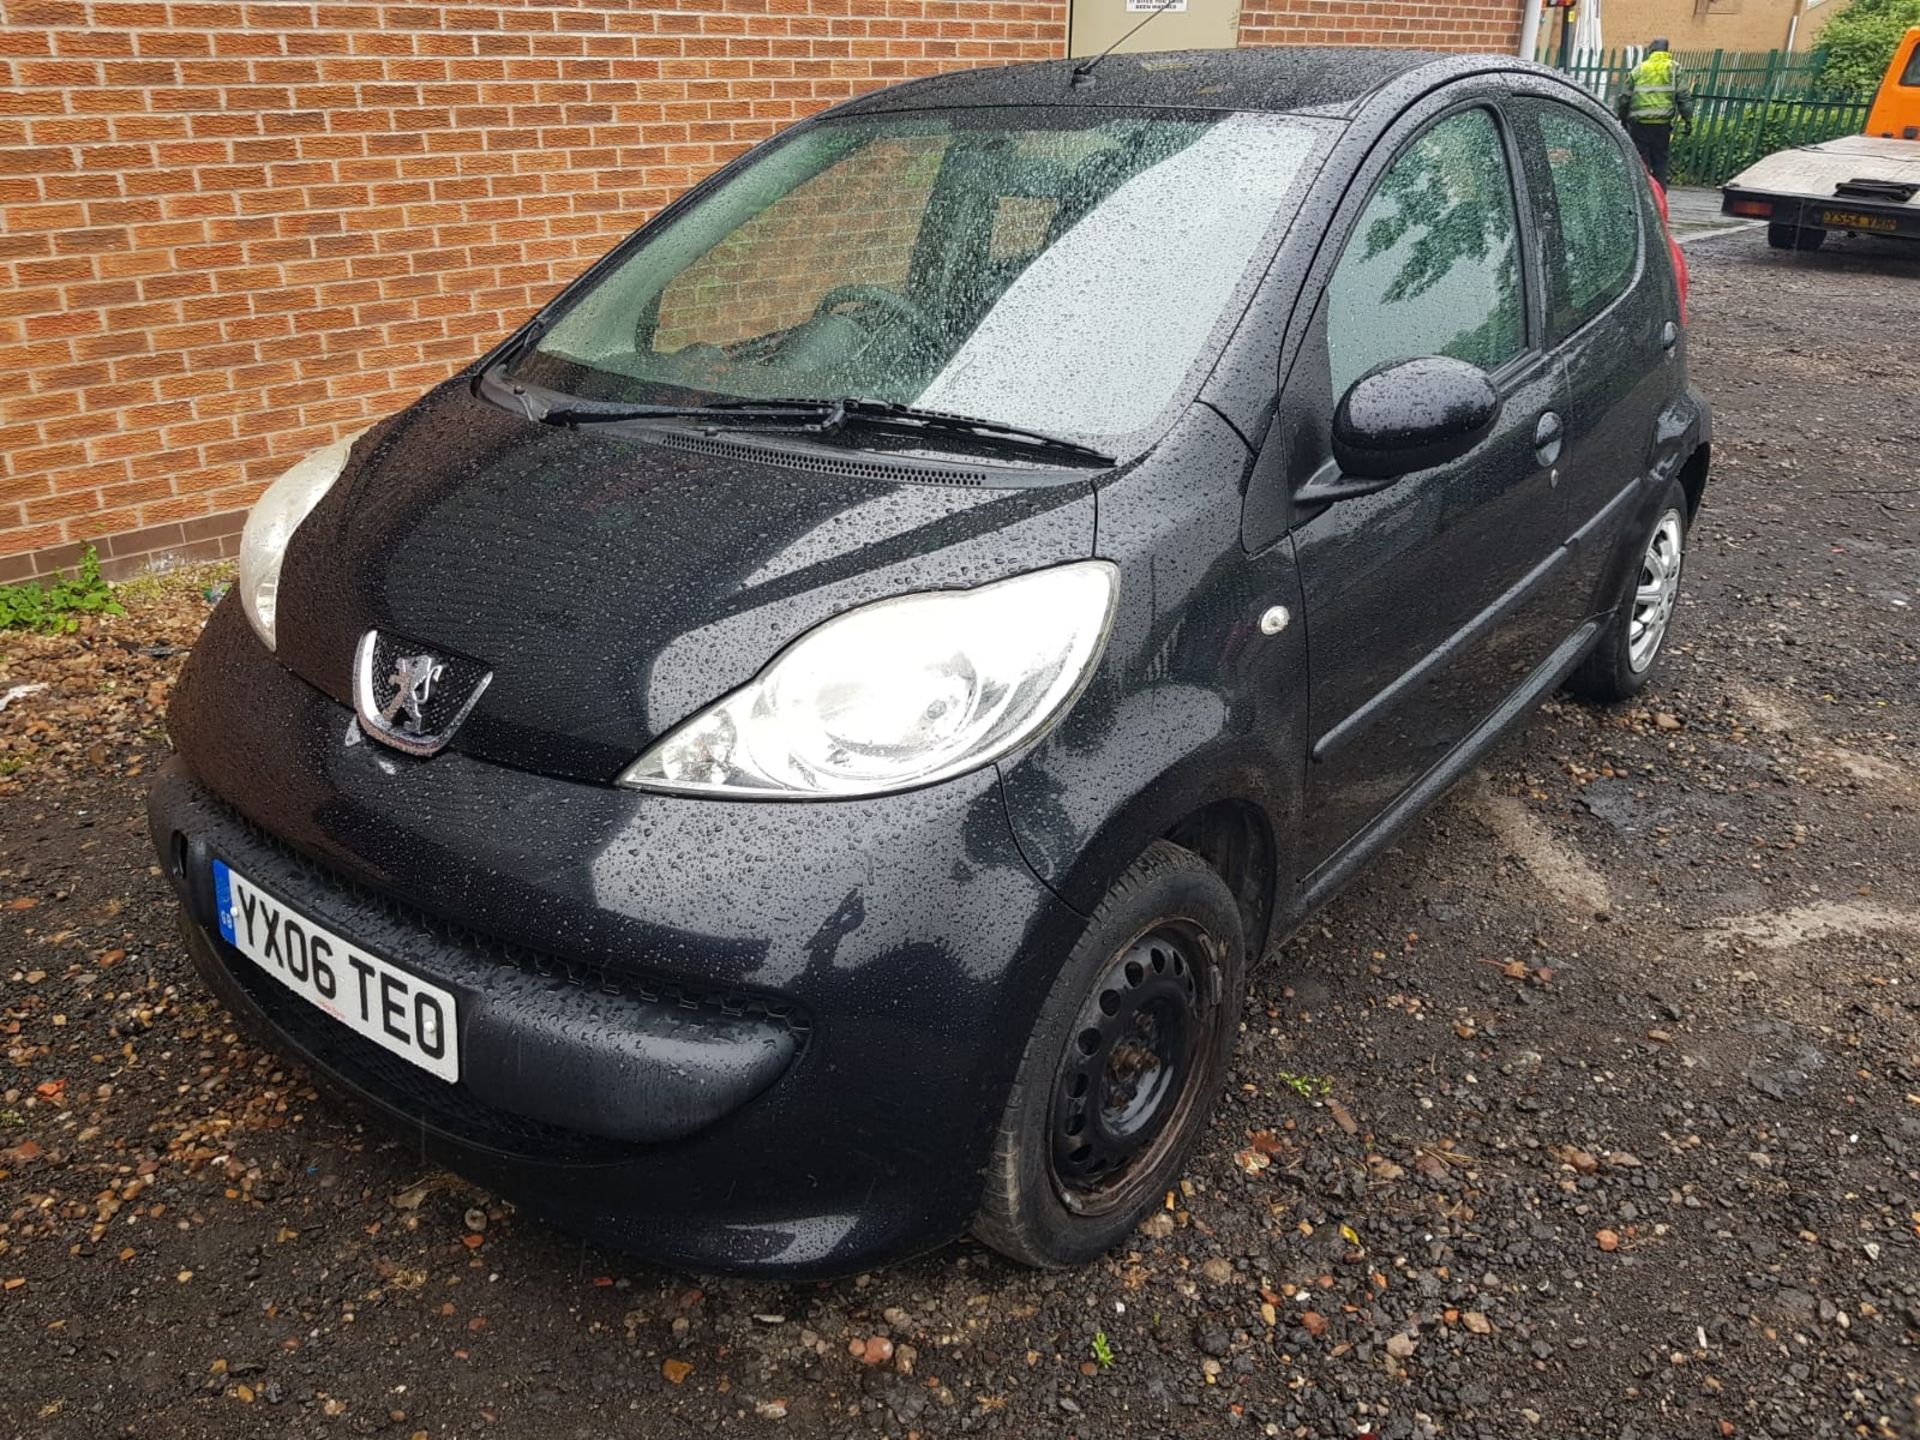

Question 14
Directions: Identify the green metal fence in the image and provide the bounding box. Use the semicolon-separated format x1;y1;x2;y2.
1550;48;1872;186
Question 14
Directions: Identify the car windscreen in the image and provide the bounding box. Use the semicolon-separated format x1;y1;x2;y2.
511;108;1322;446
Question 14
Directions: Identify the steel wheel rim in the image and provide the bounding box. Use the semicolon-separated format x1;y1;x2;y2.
1628;509;1684;673
1048;919;1220;1217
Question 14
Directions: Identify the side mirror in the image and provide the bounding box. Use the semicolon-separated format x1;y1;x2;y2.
1312;356;1502;499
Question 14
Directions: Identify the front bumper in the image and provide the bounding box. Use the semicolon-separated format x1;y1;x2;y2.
152;600;1084;1276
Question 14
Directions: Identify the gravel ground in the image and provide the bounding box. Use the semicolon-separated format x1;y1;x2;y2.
3;228;1918;1440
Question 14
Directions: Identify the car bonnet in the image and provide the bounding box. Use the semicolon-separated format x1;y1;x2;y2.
268;382;1099;783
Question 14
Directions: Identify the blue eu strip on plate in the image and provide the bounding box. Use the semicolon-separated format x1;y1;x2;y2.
213;858;235;944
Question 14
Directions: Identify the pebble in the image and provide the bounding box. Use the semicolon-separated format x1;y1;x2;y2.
1194;1320;1231;1357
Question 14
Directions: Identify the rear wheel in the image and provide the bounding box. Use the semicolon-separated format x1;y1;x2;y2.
1768;222;1826;251
1566;477;1688;704
974;841;1245;1267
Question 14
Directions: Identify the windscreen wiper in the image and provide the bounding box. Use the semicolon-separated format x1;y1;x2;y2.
535;395;848;429
820;398;1115;467
483;315;559;421
536;393;1115;467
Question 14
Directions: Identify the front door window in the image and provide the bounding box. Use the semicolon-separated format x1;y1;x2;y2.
1325;107;1526;397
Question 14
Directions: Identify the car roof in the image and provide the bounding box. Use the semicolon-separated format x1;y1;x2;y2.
835;46;1456;120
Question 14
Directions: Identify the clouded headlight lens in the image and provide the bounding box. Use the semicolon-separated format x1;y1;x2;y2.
619;561;1118;798
236;428;366;651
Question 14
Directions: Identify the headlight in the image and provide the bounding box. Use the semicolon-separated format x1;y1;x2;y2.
619;561;1119;798
236;428;366;650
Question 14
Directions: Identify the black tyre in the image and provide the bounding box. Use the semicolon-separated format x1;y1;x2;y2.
1768;222;1826;251
974;841;1246;1268
1566;477;1689;704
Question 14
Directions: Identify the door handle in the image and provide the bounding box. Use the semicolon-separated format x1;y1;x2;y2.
1534;411;1564;467
1661;321;1679;352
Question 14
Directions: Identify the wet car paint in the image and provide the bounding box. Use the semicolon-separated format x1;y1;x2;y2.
157;601;1087;1271
153;47;1709;1275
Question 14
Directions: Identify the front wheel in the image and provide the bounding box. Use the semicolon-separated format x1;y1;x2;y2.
1566;477;1689;703
973;841;1246;1267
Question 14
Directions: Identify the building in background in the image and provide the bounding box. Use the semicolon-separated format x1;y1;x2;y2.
1;0;1524;582
1551;0;1840;57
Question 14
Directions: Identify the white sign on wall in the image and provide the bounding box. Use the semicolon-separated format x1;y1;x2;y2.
1126;0;1188;11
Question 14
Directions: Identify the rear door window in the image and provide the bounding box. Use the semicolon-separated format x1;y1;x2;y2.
1515;99;1642;339
1325;107;1527;397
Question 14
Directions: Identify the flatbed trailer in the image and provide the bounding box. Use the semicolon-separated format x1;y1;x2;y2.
1721;26;1920;250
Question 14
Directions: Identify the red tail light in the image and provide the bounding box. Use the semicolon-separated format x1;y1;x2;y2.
1648;176;1688;327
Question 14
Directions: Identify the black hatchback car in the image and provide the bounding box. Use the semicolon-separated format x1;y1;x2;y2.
151;47;1709;1275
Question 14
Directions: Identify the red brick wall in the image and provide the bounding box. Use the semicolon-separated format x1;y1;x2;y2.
1238;3;1522;53
0;1;1520;584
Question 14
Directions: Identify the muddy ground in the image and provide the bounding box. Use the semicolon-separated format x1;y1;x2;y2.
3;228;1918;1440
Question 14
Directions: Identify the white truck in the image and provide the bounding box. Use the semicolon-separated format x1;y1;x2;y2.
1721;26;1920;250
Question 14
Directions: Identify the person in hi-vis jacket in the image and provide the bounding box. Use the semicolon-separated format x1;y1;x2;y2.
1617;38;1695;187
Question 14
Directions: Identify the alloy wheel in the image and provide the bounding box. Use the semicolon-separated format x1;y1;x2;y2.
1628;508;1684;673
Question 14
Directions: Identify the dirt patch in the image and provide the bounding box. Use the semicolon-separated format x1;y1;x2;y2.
1465;775;1615;916
1699;899;1920;952
1732;679;1920;802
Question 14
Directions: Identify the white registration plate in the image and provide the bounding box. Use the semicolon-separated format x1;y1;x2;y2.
213;859;460;1083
